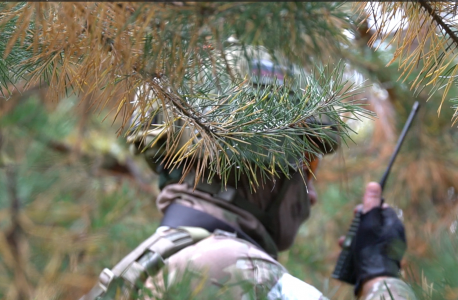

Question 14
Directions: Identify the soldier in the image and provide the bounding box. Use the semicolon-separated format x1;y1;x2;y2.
81;47;416;300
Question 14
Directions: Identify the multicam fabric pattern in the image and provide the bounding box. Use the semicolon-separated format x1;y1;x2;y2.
146;233;287;300
361;278;417;300
267;273;324;300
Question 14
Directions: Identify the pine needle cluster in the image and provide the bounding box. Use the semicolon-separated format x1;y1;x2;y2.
0;2;372;186
129;60;371;188
357;1;458;123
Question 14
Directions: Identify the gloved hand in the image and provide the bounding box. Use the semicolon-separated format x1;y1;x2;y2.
352;182;407;295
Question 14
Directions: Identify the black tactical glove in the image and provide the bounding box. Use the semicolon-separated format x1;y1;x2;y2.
352;206;407;295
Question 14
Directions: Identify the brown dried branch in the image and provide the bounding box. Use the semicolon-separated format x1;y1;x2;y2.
5;165;32;300
46;138;154;194
357;2;458;123
418;0;458;51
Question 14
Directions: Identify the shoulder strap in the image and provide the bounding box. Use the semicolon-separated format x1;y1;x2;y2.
79;226;210;300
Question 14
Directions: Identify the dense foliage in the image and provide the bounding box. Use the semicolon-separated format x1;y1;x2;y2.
1;2;458;300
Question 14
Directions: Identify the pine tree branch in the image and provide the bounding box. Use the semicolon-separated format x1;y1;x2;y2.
44;138;154;193
358;1;458;123
1;3;372;186
130;60;373;186
418;0;458;54
5;165;32;300
155;81;219;139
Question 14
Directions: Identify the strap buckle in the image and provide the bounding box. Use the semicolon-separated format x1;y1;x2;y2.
99;268;115;293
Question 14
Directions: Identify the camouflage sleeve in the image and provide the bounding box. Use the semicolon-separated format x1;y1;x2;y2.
264;276;416;300
360;278;417;300
266;273;327;300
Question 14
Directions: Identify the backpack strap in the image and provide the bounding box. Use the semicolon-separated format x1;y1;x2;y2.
79;226;210;300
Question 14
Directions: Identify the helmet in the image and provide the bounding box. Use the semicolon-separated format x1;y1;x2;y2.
126;45;340;181
226;45;293;86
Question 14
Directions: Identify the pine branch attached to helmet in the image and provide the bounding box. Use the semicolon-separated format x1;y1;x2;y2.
127;50;374;189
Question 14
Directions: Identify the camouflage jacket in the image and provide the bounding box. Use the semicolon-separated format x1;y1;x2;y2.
144;182;417;300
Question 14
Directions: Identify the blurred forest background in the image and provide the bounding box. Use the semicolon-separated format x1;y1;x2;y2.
1;2;458;300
